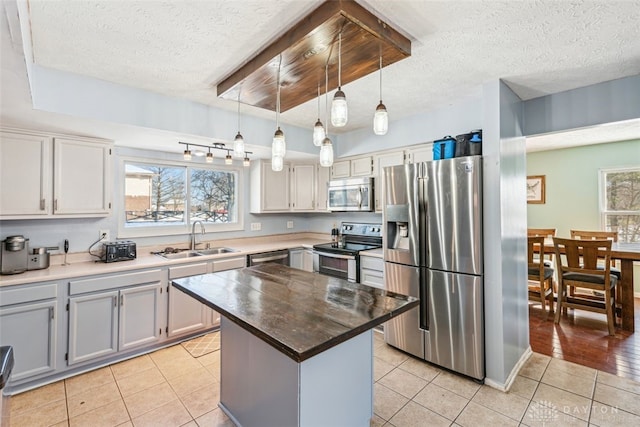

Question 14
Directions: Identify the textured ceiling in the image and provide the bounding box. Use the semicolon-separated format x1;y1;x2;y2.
0;0;640;156
25;0;640;136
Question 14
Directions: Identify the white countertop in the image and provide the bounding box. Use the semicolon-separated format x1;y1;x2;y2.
0;233;330;288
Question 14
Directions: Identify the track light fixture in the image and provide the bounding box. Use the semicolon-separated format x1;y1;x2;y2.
183;145;192;161
179;142;251;166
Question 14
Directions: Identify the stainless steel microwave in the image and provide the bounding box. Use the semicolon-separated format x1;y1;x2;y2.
327;177;374;211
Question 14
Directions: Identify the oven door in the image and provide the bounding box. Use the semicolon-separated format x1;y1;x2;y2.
313;251;357;282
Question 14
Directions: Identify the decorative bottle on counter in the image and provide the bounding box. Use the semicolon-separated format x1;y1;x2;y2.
331;223;339;244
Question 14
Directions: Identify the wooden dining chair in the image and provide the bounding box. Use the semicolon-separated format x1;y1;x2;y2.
528;228;557;267
552;237;617;335
569;229;622;315
570;230;618;242
527;236;554;319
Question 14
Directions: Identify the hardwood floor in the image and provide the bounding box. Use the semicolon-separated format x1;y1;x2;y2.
529;298;640;383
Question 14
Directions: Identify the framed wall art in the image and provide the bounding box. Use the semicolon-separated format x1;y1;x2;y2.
527;175;545;204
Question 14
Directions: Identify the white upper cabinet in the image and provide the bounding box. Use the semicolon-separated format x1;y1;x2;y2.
331;160;351;179
405;143;433;164
350;156;373;177
316;164;330;212
250;160;290;213
251;160;330;213
0;129;112;219
374;151;405;177
0;131;52;216
291;164;315;211
331;156;373;179
54;137;111;215
374;151;405;212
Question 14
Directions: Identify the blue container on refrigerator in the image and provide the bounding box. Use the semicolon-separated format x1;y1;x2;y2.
432;136;456;160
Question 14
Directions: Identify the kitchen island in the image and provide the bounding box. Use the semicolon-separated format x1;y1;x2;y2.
172;263;418;427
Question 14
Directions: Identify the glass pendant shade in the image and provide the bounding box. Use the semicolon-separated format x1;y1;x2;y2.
319;137;334;167
373;102;388;135
233;132;245;156
331;89;348;127
183;149;192;161
272;128;286;157
271;155;284;172
243;156;250;167
225;153;233;165
206;152;214;163
313;119;325;146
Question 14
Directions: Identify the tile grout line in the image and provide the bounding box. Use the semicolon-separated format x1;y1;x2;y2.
109;364;134;426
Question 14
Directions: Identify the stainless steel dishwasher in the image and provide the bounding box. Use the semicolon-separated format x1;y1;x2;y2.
247;249;290;267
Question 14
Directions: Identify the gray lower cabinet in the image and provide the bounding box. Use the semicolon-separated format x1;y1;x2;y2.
0;283;58;382
168;262;211;337
67;269;164;366
168;256;246;336
289;248;314;272
360;255;384;289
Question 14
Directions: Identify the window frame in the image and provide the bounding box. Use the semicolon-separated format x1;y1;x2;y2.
118;156;244;238
599;166;640;243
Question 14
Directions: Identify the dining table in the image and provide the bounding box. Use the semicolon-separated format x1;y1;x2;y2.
544;241;640;332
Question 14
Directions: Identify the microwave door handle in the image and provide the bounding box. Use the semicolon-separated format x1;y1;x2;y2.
357;187;363;209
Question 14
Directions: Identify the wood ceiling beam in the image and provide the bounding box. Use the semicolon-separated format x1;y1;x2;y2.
216;0;411;112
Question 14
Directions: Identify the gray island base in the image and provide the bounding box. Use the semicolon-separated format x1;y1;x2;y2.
172;263;418;427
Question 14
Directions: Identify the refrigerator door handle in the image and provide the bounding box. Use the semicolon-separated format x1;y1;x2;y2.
419;271;428;331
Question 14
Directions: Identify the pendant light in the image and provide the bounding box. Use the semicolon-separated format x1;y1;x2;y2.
320;64;334;167
272;54;286;171
183;144;192;161
233;91;245;156
206;148;214;163
225;150;233;165
373;55;388;135
331;32;348;127
271;154;284;172
313;85;325;146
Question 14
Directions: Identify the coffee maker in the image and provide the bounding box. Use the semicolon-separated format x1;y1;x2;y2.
0;235;29;275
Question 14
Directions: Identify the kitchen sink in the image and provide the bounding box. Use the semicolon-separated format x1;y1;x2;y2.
158;251;203;259
156;247;237;259
195;247;238;255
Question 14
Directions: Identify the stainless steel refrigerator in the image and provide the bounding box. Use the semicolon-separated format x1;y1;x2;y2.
383;156;484;380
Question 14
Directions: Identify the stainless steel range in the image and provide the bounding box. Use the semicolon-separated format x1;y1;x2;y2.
313;222;382;283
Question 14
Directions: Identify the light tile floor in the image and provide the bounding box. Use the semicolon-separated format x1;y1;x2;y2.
9;331;640;427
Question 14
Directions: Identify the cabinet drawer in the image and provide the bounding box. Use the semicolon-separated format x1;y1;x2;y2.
0;283;58;306
169;262;209;279
360;255;384;271
212;256;245;272
69;269;164;295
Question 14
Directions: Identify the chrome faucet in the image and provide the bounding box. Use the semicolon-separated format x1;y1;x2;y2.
190;220;205;250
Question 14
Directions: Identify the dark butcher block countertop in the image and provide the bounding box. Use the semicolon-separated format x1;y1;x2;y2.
172;263;419;362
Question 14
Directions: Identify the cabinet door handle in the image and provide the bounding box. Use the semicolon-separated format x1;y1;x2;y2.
40;199;46;211
113;296;118;307
54;199;58;212
120;295;124;306
49;306;54;319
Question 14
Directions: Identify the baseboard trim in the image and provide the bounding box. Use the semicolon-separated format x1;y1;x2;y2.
485;346;533;392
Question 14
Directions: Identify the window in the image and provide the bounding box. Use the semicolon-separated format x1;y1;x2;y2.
122;160;242;236
601;168;640;243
